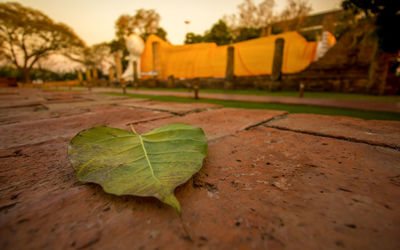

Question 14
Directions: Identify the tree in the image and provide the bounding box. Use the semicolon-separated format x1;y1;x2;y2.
278;0;312;32
342;0;378;18
223;0;275;38
223;0;275;29
114;9;167;74
234;27;261;42
256;0;275;27
86;43;114;73
237;0;259;27
132;9;160;38
184;32;204;44
115;9;167;41
203;20;233;45
184;20;233;45
142;27;168;41
115;15;132;39
342;0;400;94
65;42;114;75
0;2;85;83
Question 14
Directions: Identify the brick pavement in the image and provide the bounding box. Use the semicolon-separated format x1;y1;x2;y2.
1;88;399;249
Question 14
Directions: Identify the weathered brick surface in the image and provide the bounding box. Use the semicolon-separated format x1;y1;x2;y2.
43;97;148;111
133;108;287;140
0;105;171;149
267;113;400;149
1;126;399;250
0;88;399;250
0;94;147;126
120;101;221;115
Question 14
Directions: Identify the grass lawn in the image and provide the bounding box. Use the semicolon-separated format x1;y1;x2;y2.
125;87;400;102
103;92;400;121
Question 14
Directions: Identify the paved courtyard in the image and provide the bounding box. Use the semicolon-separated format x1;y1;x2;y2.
0;88;399;249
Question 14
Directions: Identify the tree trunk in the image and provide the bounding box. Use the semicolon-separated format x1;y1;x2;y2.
22;68;32;83
367;40;394;95
376;53;392;95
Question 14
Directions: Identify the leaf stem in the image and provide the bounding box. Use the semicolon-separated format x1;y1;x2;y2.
130;124;137;134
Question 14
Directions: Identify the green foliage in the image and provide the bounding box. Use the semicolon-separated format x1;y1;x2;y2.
270;25;283;35
203;20;233;45
155;27;168;41
109;38;126;53
342;0;400;53
184;33;205;44
234;27;261;42
0;66;78;82
184;20;233;45
0;66;20;80
68;123;208;214
108;38;129;70
142;27;168;41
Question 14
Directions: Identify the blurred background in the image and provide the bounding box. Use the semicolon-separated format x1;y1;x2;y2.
0;0;399;96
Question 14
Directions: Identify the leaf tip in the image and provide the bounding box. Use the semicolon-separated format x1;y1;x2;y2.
162;193;181;215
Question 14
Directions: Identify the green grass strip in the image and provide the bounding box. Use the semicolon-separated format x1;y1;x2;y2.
103;92;400;121
72;86;400;102
124;87;400;102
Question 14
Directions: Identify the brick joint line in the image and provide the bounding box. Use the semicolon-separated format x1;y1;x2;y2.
264;124;399;151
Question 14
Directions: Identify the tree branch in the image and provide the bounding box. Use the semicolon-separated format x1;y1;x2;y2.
5;27;20;68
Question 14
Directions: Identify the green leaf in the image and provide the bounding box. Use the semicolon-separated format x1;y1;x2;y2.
67;123;208;214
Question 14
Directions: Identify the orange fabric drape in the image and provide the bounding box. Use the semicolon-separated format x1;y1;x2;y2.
141;32;319;79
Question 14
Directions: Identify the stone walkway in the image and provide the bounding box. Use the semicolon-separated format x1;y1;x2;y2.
1;88;399;249
89;87;400;113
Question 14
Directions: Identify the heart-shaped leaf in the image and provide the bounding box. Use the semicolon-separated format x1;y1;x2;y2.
68;123;208;214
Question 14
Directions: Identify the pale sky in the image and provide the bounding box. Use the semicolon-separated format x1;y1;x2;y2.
3;0;341;45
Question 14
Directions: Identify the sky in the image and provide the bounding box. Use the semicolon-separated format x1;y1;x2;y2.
3;0;341;45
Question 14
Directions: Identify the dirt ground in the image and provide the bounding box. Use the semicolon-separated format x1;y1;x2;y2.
0;88;399;250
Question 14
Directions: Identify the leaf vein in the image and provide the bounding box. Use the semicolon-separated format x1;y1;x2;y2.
147;150;201;155
138;134;161;184
143;138;205;143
